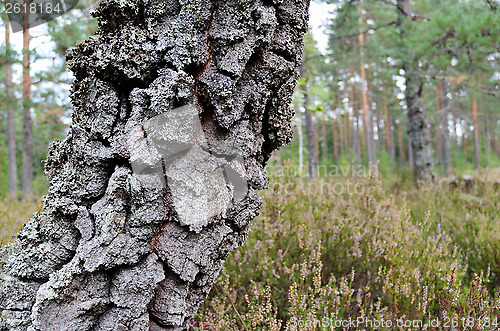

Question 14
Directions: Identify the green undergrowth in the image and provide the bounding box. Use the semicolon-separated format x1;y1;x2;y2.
1;166;499;330
194;164;500;330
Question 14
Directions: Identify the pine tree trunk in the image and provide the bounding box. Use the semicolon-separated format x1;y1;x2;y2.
398;118;405;170
350;80;362;167
471;75;481;171
314;120;320;165
435;84;443;176
397;0;434;181
337;87;345;156
332;117;338;165
295;100;305;175
300;61;318;178
383;92;394;161
357;8;377;168
440;80;451;177
321;116;327;162
4;19;18;199
450;82;459;153
0;1;310;330
22;0;34;201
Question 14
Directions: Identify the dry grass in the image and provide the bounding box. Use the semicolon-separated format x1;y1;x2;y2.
0;198;39;246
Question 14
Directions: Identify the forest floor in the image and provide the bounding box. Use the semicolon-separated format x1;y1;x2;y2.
1;167;500;330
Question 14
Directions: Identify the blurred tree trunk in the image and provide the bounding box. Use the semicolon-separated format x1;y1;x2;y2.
408;128;415;171
383;91;395;161
22;0;34;200
337;87;345;156
435;84;443;176
295;100;305;175
398;118;405;170
332;116;339;165
397;0;434;181
315;120;320;165
450;81;458;153
358;3;376;169
4;18;18;199
350;78;362;167
470;66;480;171
300;61;318;178
0;1;310;330
321;115;327;162
440;80;451;176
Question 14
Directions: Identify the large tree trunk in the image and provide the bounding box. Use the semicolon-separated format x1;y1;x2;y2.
4;18;18;199
0;1;310;330
22;0;34;200
397;0;434;181
300;61;318;178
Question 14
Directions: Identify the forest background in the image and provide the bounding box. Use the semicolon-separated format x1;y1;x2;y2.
1;0;499;329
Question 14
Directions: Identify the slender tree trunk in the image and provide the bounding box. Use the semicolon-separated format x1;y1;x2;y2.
358;4;376;169
398;118;405;170
350;80;362;167
332;116;339;165
471;75;480;171
321;115;327;162
450;82;458;153
300;61;318;178
295;100;304;175
0;1;310;330
337;86;344;156
435;84;443;176
408;129;415;171
22;0;34;201
383;91;394;161
398;0;434;181
338;88;345;156
314;120;320;165
483;109;489;167
389;110;396;163
464;131;469;161
5;18;18;199
440;80;451;176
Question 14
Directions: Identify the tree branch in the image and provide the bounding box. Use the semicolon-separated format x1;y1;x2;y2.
485;0;498;12
330;20;397;41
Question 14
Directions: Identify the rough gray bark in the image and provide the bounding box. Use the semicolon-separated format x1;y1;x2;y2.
4;18;18;199
0;0;310;330
397;0;434;181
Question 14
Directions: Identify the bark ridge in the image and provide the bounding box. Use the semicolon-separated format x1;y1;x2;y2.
0;0;309;330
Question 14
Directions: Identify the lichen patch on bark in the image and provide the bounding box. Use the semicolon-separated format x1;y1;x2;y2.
0;0;310;330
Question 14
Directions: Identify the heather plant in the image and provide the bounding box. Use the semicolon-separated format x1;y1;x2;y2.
194;161;500;330
1;162;499;330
